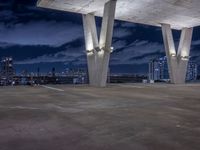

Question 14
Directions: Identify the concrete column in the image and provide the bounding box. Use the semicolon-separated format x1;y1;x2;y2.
82;14;98;86
161;24;193;84
82;0;117;87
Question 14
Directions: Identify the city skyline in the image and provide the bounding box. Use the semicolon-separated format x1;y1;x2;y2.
149;56;198;81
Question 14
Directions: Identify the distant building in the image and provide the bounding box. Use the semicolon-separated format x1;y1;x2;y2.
149;56;198;81
186;61;198;81
0;57;15;84
149;56;169;81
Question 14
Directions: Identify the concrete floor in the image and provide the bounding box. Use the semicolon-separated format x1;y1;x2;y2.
0;83;200;150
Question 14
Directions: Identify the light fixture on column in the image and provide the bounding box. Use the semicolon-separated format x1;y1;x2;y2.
94;47;104;56
171;53;176;57
86;49;94;56
94;47;101;52
180;56;190;61
100;46;114;53
110;46;114;53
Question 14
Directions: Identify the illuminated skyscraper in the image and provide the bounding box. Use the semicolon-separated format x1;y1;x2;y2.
0;57;15;80
149;57;198;81
149;56;169;81
186;62;198;81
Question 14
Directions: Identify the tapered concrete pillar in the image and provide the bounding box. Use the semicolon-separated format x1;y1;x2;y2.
82;0;117;87
161;24;193;84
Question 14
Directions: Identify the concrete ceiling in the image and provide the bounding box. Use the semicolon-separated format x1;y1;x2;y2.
37;0;200;30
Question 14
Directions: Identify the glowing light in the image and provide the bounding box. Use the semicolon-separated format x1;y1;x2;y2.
86;41;94;51
98;49;104;56
180;56;189;61
86;49;94;56
171;53;176;57
110;47;114;52
180;49;189;58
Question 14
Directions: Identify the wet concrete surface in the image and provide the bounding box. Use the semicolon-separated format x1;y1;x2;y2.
0;83;200;150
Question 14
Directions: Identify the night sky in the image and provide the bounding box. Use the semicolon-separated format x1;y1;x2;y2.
0;0;200;74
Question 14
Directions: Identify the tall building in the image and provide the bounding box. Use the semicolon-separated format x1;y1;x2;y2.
0;57;15;80
149;56;169;81
186;62;198;81
149;56;198;81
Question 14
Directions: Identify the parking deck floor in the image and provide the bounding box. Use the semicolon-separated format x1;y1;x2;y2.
0;83;200;150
